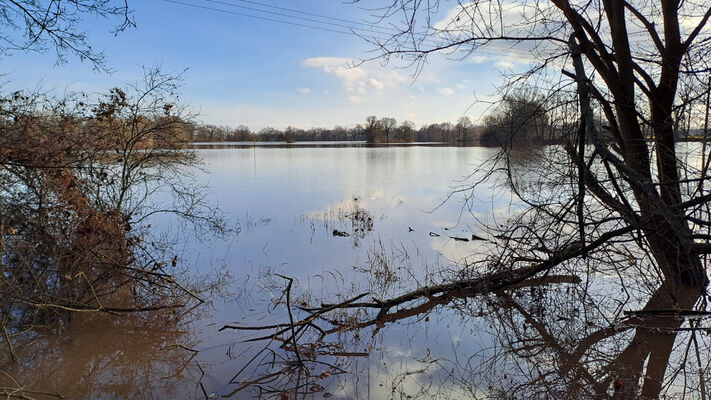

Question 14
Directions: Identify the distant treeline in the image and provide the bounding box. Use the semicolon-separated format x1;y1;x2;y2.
187;115;527;146
187;94;572;146
188;94;709;146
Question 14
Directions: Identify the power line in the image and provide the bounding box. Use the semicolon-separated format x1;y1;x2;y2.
159;0;382;37
159;0;438;49
158;0;537;59
227;0;398;30
198;0;401;36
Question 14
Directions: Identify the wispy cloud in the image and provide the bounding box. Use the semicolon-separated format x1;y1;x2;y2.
297;87;311;94
303;56;409;100
439;87;455;96
435;3;554;67
303;57;367;82
469;53;530;68
469;56;490;63
368;78;385;89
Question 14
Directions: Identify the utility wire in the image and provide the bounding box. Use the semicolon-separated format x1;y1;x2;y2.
215;0;401;31
198;0;400;36
158;0;539;59
198;0;538;57
160;0;377;37
160;0;444;48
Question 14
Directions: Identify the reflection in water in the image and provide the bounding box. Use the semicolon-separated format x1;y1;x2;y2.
188;141;449;150
485;282;702;399
5;145;711;399
0;310;203;399
307;196;375;247
222;273;706;399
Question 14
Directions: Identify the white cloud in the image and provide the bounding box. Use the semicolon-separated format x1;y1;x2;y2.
194;51;503;130
436;1;700;75
456;79;473;89
346;85;366;94
303;56;410;101
439;87;455;96
368;78;385;89
297;87;311;94
496;60;514;68
303;57;367;82
469;56;490;63
494;55;533;68
434;3;558;67
469;53;532;68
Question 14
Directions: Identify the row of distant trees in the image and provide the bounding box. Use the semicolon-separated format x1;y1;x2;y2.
188;92;706;146
187;118;490;145
187;104;550;146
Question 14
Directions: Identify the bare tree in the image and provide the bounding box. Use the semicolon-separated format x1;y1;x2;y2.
353;0;711;316
363;115;384;143
395;120;415;142
380;116;397;144
0;68;225;351
482;90;551;147
455;115;474;144
0;0;135;70
222;1;711;398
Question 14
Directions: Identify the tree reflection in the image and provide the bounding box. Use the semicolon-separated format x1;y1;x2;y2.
308;196;374;247
222;268;709;399
483;281;702;399
0;310;204;399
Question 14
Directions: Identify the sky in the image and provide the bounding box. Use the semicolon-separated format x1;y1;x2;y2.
2;0;533;130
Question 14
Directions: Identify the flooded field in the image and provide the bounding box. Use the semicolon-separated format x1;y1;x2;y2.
2;143;709;399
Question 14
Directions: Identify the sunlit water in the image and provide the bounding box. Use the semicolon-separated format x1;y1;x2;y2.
4;142;710;399
184;144;509;398
3;144;516;398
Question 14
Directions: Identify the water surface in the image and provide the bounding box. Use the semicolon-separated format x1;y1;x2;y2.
3;143;708;399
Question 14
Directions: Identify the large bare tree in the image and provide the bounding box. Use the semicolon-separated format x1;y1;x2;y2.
223;1;711;398
355;0;711;309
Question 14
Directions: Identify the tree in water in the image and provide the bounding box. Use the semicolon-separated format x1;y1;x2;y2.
395;120;415;142
351;0;711;306
363;115;384;143
0;68;226;357
223;1;711;398
380;117;397;144
455;116;474;145
482;90;551;148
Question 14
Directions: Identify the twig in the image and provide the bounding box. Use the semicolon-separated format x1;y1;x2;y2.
160;343;198;352
275;274;302;364
1;315;16;363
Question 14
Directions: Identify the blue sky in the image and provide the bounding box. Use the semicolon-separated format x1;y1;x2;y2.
2;0;528;129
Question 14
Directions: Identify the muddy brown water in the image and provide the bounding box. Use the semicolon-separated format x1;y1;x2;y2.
2;143;709;399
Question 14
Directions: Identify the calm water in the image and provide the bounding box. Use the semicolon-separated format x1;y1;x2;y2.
3;143;709;399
